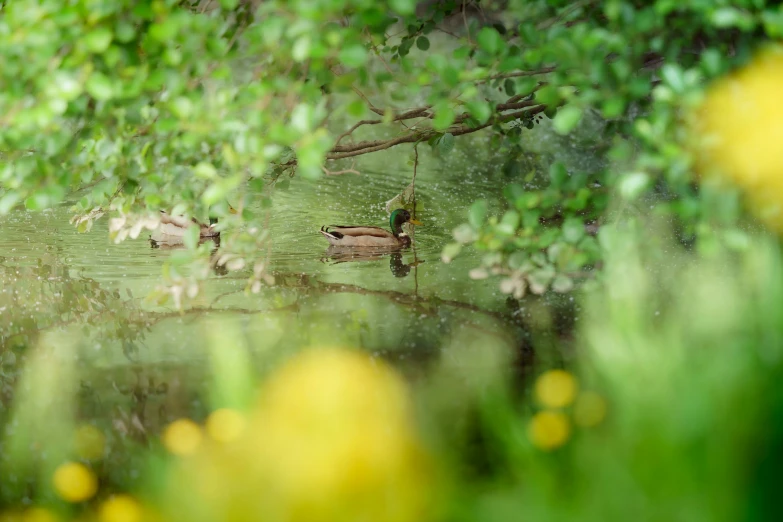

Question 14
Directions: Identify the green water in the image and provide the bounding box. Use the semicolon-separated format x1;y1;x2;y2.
0;144;533;445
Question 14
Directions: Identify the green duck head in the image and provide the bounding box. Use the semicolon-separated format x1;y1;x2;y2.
389;209;422;237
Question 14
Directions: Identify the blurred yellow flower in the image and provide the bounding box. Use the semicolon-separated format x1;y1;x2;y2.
693;47;783;232
528;411;571;450
98;495;144;522
74;424;106;460
162;419;203;456
205;408;246;443
52;462;97;503
573;391;608;427
22;508;59;522
534;369;578;408
165;348;434;522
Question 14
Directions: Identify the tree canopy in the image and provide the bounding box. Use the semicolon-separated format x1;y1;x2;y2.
1;0;781;299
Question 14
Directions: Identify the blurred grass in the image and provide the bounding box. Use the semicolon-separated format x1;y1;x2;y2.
2;219;783;522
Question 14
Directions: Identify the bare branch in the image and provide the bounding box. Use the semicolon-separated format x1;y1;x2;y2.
323;104;546;161
333;107;431;145
483;66;557;83
322;162;361;176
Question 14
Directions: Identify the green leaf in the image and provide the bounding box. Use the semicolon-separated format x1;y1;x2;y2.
453;224;477;243
552;105;583;135
0;191;21;215
469;200;488;229
562;217;585;243
497;211;520;235
170;97;193;119
711;7;753;29
202;182;227;205
434;133;455;155
477;27;503;54
660;64;685;93
701;49;722;76
552;274;575;293
619;172;651;200
54;72;83;101
338;44;368;68
535;85;560;106
291;104;314;132
416;36;430;51
432;102;455;131
441;243;462;263
194;162;217;179
601;98;626;119
390;0;415;15
86;72;113;101
549;162;568;188
83;28;113;53
346;99;366;118
183;225;200;250
466;100;492;124
292;36;311;62
509;251;531;271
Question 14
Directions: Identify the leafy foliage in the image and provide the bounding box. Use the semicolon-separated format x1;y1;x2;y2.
1;0;782;299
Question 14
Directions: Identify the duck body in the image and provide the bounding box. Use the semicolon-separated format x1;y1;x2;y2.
150;209;229;246
319;209;421;247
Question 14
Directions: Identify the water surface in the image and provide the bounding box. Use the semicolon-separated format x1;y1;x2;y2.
0;148;527;447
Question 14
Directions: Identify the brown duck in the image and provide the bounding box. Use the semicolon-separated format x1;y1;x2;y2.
319;209;422;247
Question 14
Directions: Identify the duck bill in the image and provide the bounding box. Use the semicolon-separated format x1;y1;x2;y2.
408;219;423;226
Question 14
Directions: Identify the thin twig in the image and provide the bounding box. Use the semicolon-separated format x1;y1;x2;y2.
333;107;431;145
482;67;557;83
412;144;419;220
462;0;473;43
322;163;361;176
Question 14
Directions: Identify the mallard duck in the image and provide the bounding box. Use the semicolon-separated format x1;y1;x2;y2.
319;209;422;247
150;206;237;246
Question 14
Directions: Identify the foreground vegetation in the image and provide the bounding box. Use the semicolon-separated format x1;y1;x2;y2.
2;1;783;521
3;223;783;521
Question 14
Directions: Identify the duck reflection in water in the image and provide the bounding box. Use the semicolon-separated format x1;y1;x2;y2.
321;245;423;278
149;236;228;276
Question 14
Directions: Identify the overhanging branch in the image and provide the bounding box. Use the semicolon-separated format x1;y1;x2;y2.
279;103;546;168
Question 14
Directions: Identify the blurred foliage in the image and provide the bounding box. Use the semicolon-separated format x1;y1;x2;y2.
2;0;782;299
4;1;783;518
2;224;783;520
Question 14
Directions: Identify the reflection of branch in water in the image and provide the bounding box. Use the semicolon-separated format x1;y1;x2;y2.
276;273;517;329
411;143;421;294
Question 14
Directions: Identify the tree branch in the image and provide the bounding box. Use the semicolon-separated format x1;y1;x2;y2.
483;66;557;82
280;104;546;167
333;106;431;145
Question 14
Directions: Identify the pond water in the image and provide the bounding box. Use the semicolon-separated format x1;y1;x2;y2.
1;142;551;470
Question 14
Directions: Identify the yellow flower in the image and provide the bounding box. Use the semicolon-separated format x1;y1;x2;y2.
573;391;608;427
534;370;578;408
205;409;246;443
693;47;783;232
52;462;98;503
162;419;203;456
164;348;433;522
74;424;106;460
528;411;571;450
98;495;144;522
